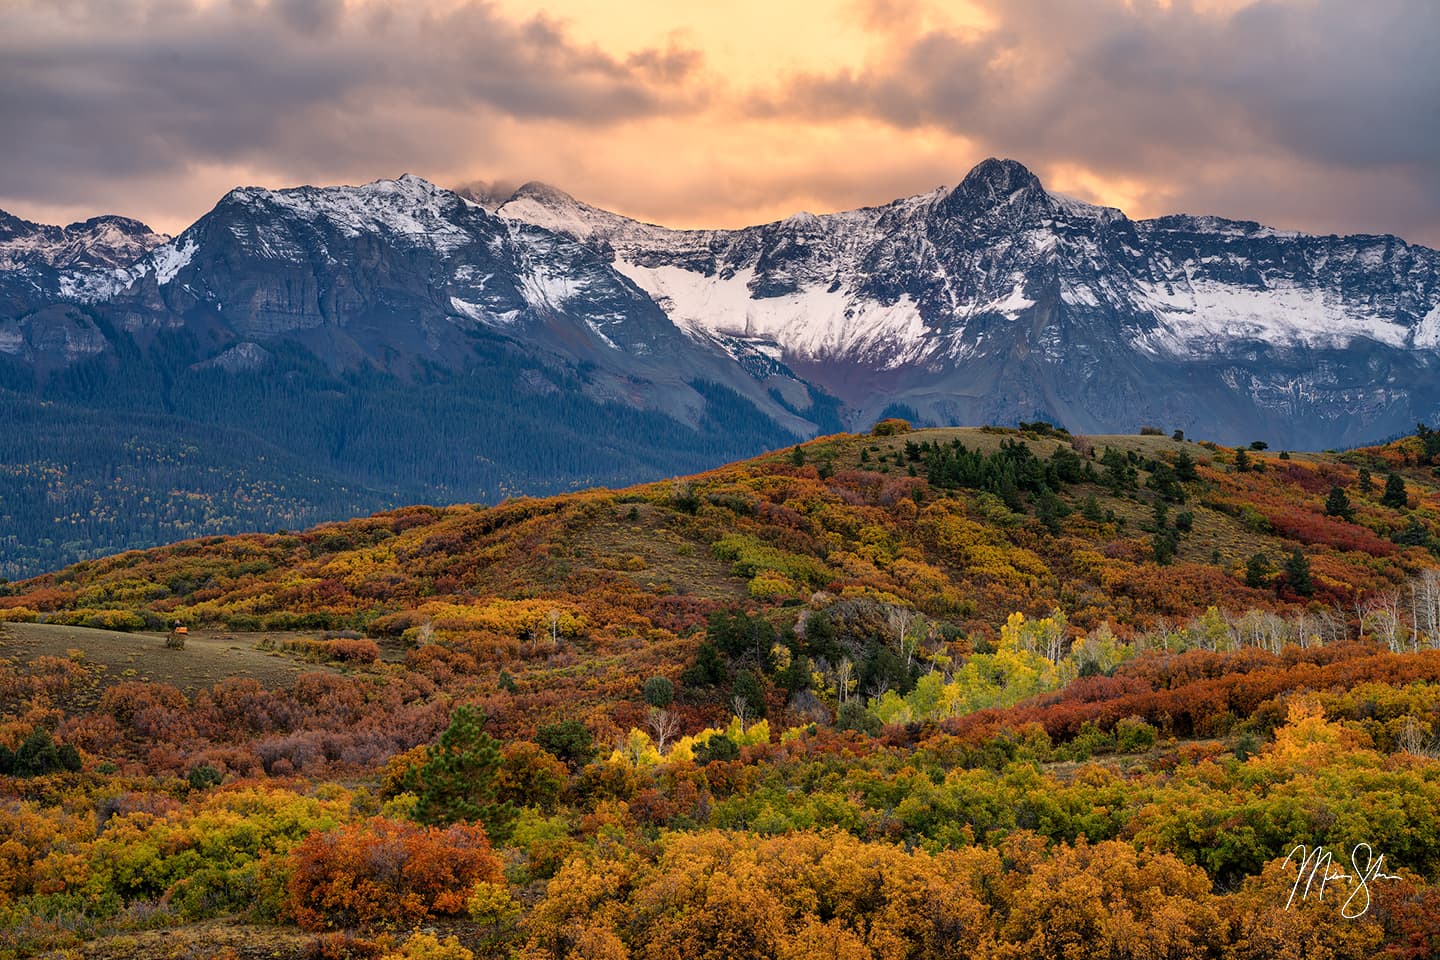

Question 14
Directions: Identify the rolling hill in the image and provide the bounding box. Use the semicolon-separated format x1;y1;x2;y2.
8;422;1440;639
4;423;1440;958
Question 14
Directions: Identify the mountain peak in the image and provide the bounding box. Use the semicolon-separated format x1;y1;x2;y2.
0;208;167;270
223;174;450;208
357;173;448;199
211;174;478;258
452;182;513;213
507;181;579;206
496;182;623;240
938;157;1050;225
956;158;1044;199
64;214;159;236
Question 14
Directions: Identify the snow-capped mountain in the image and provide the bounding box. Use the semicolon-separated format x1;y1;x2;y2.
5;158;1440;454
496;159;1440;448
0;209;168;271
1;173;822;435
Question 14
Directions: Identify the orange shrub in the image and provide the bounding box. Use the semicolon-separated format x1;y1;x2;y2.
288;817;502;930
321;638;381;664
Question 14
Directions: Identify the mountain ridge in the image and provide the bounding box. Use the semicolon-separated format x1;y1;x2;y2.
489;160;1440;445
4;158;1440;575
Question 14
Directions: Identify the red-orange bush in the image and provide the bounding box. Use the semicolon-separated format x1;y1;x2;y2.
288;817;502;930
321;638;381;664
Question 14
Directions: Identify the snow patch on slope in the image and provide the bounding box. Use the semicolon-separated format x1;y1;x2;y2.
59;265;138;302
519;261;594;310
985;281;1035;318
499;192;609;241
57;233;198;301
1134;278;1413;354
153;237;197;285
1413;303;1440;349
614;261;932;367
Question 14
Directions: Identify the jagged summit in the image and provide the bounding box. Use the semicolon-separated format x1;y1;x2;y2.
958;157;1044;196
452;181;514;213
495;181;646;242
483;157;1440;447
940;157;1050;221
64;214;157;236
220;173;455;209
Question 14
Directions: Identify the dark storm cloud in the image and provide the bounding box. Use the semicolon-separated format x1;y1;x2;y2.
0;0;700;200
769;0;1440;242
782;0;1440;169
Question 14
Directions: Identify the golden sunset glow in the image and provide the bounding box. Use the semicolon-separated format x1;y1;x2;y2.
2;0;1435;244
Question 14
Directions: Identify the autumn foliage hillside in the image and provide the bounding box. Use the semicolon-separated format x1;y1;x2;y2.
6;423;1440;636
4;422;1440;958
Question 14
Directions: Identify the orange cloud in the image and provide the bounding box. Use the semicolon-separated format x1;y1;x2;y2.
0;0;1436;246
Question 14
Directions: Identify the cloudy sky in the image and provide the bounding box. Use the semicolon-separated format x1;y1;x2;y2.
3;0;1438;244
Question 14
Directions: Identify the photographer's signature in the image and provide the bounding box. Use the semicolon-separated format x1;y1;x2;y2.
1284;843;1401;918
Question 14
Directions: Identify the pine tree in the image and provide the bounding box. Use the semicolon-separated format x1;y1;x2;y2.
415;705;512;835
1324;485;1353;520
1034;488;1070;534
1147;462;1186;502
732;670;767;719
57;743;82;773
1174;449;1198;482
1418;422;1440;460
535;719;596;769
643;676;675;708
997;471;1025;512
14;729;61;777
1382;472;1408;509
1151;529;1179;565
681;640;726;686
1245;553;1271;588
1283;549;1314;597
